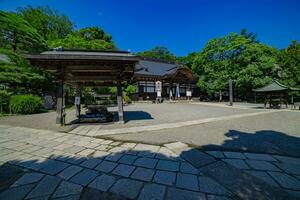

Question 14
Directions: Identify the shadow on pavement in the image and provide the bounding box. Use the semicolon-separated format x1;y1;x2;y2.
0;146;297;200
202;129;300;157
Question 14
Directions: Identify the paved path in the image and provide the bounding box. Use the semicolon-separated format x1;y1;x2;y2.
0;125;300;199
70;109;278;137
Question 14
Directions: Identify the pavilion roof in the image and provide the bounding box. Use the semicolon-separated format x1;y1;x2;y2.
25;50;139;86
253;80;300;92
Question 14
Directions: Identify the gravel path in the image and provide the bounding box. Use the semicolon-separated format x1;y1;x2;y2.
107;110;300;157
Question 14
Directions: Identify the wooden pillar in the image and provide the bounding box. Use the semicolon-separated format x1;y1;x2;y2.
56;80;64;125
117;81;124;123
229;79;233;106
75;83;81;119
169;82;173;100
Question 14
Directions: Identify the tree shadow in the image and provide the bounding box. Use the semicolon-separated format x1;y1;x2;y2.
202;129;300;157
0;145;297;200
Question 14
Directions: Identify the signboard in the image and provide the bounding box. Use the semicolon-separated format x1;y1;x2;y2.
155;81;162;92
157;91;161;97
75;97;80;105
186;91;192;97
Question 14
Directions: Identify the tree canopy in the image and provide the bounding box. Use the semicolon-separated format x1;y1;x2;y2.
192;32;279;99
136;46;177;62
16;6;73;41
279;40;300;88
49;33;116;50
0;11;46;52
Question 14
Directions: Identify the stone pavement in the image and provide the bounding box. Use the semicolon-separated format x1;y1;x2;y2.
0;124;300;200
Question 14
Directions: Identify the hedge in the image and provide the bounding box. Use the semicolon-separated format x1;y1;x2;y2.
10;95;43;114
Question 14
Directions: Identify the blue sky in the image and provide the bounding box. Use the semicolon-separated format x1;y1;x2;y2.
1;0;300;56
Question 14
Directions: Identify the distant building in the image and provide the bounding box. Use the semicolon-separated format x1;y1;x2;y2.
133;58;199;100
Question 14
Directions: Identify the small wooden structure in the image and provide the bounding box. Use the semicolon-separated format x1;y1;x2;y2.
26;50;139;125
253;80;300;108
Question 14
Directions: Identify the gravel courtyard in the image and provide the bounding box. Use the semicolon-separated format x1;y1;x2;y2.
0;103;263;132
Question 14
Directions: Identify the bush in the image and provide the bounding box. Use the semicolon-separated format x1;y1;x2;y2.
0;89;11;113
123;94;132;104
10;95;43;114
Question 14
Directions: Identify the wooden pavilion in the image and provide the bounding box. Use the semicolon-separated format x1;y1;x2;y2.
25;50;139;125
253;80;300;108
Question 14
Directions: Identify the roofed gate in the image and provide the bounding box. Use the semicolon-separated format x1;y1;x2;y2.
26;50;139;125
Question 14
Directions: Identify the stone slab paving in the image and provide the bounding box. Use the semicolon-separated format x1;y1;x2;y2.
0;124;300;200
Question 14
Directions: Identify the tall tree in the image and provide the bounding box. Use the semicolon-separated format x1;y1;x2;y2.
279;40;300;88
48;29;116;50
136;46;177;62
0;48;54;95
0;11;46;52
16;6;73;41
78;27;112;43
177;52;197;68
192;32;278;99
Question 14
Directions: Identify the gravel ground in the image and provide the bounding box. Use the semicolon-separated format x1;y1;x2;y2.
0;103;261;131
107;110;300;157
0;109;77;132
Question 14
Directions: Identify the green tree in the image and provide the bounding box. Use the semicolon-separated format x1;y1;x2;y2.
49;31;116;50
16;6;73;41
192;32;279;100
177;52;197;68
0;11;46;52
0;48;55;96
136;46;177;62
279;40;300;88
78;27;112;43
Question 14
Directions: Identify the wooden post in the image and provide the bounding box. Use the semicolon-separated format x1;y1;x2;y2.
117;81;124;123
229;79;233;106
56;80;64;125
219;91;222;102
75;83;81;119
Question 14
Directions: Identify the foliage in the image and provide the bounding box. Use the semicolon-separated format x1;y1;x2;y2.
49;27;116;50
125;84;137;97
16;6;73;41
279;40;300;88
123;94;132;104
0;11;46;52
177;52;197;68
136;46;177;62
192;32;279;99
78;27;112;43
10;94;43;114
0;48;55;95
49;32;116;50
0;89;11;113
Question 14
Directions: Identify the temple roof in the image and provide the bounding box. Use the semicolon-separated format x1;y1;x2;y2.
253;80;300;92
134;59;180;78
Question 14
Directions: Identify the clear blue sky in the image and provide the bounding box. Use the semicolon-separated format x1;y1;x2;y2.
1;0;300;56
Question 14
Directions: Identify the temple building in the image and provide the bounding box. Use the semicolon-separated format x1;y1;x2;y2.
133;58;198;100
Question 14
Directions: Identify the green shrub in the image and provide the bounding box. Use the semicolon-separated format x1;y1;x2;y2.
10;95;43;114
123;94;132;104
0;89;11;113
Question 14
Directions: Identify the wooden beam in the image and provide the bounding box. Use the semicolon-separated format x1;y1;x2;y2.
56;80;64;125
75;83;82;119
117;80;124;123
